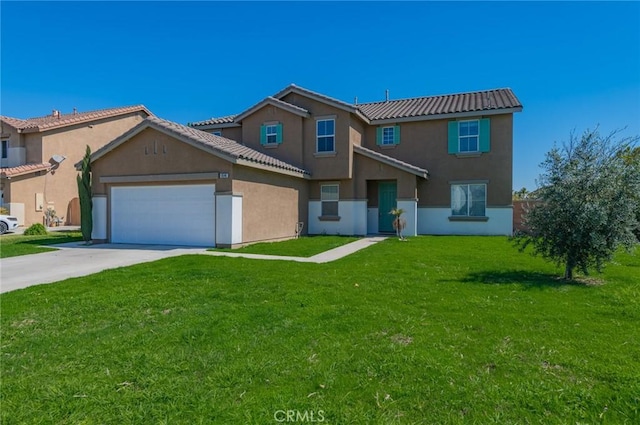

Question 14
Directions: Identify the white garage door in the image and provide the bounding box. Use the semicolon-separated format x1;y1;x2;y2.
111;184;215;246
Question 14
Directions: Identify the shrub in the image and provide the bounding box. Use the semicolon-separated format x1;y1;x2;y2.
0;207;9;215
23;223;48;236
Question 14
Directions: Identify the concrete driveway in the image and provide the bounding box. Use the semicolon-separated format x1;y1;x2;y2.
0;236;387;294
0;242;207;294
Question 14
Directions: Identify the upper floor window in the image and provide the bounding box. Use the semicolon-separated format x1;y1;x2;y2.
1;140;8;159
316;119;335;153
211;130;222;136
448;118;490;154
376;125;400;146
260;123;282;145
458;120;479;152
266;124;278;144
451;183;486;217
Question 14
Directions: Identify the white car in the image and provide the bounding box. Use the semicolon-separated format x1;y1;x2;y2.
0;215;19;234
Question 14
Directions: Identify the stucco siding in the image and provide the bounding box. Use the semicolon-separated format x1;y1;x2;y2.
240;105;305;170
417;206;513;235
232;165;308;243
3;173;46;226
308;200;367;236
91;128;233;195
281;93;353;180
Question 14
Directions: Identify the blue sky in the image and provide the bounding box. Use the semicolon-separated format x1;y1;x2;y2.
2;1;639;190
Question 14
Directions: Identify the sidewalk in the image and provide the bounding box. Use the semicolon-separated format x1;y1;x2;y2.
201;236;387;263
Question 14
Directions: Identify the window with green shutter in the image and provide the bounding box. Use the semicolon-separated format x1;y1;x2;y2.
261;123;282;145
448;119;490;154
377;125;400;146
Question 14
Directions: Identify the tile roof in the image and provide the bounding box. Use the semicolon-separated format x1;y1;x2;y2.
0;105;152;133
188;85;521;129
356;88;522;121
0;116;29;129
94;116;309;177
0;163;51;178
353;145;428;179
189;115;238;127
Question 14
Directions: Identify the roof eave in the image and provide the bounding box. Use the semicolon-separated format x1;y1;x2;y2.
234;97;310;123
190;122;242;130
353;145;428;179
1;165;52;179
19;106;153;134
235;158;310;179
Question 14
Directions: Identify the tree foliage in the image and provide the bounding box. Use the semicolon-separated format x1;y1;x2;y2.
514;128;639;279
76;145;93;243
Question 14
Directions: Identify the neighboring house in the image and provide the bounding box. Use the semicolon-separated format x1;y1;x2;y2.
0;106;151;226
87;84;522;247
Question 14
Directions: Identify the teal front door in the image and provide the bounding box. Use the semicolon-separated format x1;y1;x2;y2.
378;181;397;233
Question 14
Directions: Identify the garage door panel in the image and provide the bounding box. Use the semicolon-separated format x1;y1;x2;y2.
111;185;215;246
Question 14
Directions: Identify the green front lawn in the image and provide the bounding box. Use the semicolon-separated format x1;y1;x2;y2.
212;235;360;257
0;231;83;258
2;237;638;423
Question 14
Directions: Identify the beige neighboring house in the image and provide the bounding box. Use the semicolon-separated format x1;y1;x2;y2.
86;84;522;248
0;106;151;226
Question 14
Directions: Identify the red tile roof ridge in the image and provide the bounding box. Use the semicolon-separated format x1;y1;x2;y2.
356;87;517;106
0;162;52;178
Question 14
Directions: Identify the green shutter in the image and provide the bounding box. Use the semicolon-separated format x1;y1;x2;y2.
276;123;283;144
376;127;382;146
479;118;490;152
448;121;458;154
394;125;400;145
260;125;266;145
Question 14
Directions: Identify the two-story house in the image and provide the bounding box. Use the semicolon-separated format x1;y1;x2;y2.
0;106;151;226
86;84;521;247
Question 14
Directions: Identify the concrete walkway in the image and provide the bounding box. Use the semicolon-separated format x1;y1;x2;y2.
0;236;386;294
202;236;387;263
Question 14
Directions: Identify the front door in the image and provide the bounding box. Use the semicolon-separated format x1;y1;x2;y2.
378;181;397;233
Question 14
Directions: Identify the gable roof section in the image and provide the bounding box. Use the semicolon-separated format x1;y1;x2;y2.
234;96;310;122
0;105;152;133
0;163;52;179
92;116;309;178
353;145;428;179
273;84;372;123
356;88;522;123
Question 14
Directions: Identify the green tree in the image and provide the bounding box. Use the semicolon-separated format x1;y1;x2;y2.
620;146;640;241
513;187;529;200
76;145;92;244
514;128;639;280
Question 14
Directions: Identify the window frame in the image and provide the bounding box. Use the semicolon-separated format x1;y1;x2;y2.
320;184;339;217
451;183;486;217
316;119;336;153
1;140;8;159
458;120;480;153
265;124;278;145
381;126;395;146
